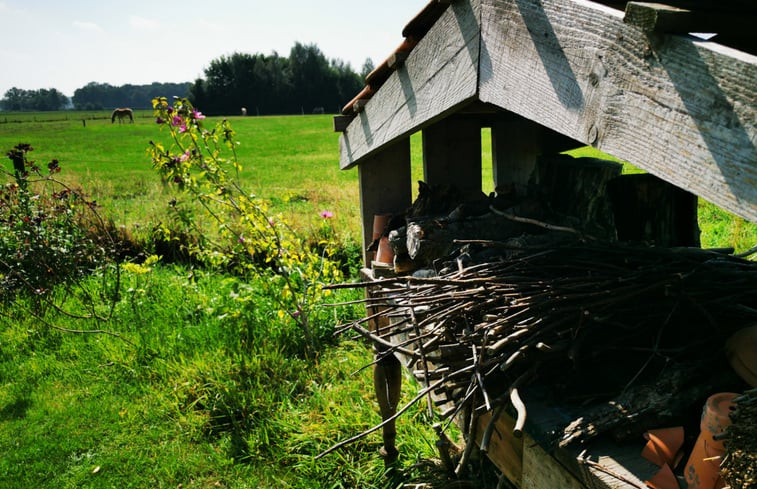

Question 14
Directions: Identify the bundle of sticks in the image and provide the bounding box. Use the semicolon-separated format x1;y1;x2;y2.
323;237;757;457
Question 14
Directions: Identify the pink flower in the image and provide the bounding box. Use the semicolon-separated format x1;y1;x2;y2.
179;150;190;162
320;210;333;219
191;109;206;120
178;123;188;133
171;115;182;126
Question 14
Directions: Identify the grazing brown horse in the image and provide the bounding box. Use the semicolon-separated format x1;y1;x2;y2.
111;108;134;124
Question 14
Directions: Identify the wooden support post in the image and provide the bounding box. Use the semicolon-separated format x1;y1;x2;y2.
491;112;581;195
357;139;412;267
422;115;482;197
333;115;354;132
373;340;402;464
608;173;701;247
356;141;411;466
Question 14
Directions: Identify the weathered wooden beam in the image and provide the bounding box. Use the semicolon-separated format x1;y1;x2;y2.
479;0;757;223
387;51;410;70
474;410;523;485
333;115;354;133
624;2;757;36
340;0;481;170
357;138;412;266
352;99;369;114
522;432;586;489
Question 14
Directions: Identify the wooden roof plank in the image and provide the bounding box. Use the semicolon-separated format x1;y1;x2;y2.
478;0;757;223
339;0;482;170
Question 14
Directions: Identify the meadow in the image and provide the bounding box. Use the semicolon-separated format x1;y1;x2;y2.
0;110;755;489
0;112;467;489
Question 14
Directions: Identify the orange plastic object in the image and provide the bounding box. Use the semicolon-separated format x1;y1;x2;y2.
683;393;737;489
641;427;685;468
376;236;394;265
645;463;679;489
372;214;391;241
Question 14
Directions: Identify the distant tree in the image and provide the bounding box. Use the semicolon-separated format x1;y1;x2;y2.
360;58;375;80
188;77;208;111
0;87;68;111
0;88;28;111
189;43;363;116
288;43;332;114
72;82;190;110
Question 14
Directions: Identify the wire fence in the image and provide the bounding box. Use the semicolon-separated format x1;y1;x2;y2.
0;110;154;124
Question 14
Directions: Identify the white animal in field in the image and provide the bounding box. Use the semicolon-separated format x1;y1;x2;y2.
241;107;247;116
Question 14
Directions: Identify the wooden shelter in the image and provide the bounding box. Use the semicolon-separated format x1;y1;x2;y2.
332;0;756;487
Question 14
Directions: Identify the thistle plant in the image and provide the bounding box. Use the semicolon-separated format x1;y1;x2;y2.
149;97;343;351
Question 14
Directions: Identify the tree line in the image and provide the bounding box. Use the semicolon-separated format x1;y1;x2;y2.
0;82;191;112
0;88;69;111
1;43;373;115
72;82;192;111
190;43;372;115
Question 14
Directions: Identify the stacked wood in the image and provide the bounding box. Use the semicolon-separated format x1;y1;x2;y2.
390;155;626;269
385;155;704;275
320;239;757;460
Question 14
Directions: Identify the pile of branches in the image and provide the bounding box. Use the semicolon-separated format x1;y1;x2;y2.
321;237;757;456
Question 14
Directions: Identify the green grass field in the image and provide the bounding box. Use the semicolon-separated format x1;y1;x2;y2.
1;113;366;247
0;111;755;488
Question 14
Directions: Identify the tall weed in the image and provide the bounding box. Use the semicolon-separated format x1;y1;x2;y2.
148;97;344;352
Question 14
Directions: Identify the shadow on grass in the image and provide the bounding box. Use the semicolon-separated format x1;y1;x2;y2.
0;396;32;421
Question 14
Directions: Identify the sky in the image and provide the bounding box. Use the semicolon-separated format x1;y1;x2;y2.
0;0;427;97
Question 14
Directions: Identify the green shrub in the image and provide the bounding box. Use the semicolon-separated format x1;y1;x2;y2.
148;97;345;352
0;144;113;302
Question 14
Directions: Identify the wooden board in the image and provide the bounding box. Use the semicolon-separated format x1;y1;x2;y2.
357;140;412;265
522;433;586;489
339;0;481;170
478;0;757;223
475;410;524;485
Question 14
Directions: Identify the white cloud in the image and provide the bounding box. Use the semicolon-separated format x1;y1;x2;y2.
72;20;104;33
129;15;160;31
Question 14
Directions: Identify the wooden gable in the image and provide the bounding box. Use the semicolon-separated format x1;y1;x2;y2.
337;0;757;241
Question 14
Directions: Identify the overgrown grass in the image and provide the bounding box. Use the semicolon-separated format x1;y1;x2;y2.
0;266;462;488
